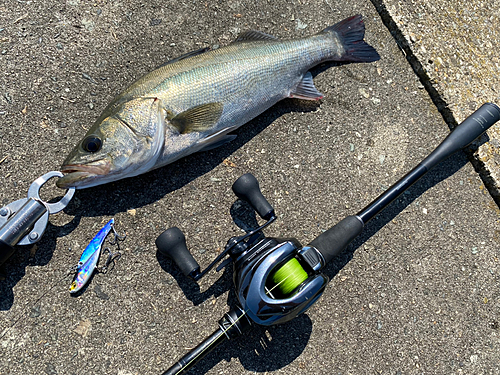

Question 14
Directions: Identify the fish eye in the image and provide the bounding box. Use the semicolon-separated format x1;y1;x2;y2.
82;135;102;153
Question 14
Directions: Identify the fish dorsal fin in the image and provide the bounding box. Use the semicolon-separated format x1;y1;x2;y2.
232;30;278;43
157;47;211;68
289;71;324;101
170;102;224;134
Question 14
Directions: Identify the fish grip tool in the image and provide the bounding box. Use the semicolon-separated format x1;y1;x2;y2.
0;171;75;266
156;103;500;374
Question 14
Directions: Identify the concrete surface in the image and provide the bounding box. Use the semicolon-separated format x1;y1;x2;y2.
371;0;500;201
0;1;499;375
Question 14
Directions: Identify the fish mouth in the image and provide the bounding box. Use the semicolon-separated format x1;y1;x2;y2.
57;161;111;189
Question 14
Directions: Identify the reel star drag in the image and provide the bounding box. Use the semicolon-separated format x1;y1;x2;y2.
155;103;500;374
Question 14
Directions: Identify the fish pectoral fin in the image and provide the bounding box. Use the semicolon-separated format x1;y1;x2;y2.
289;72;324;101
196;125;240;152
157;47;211;68
232;30;278;43
170;102;224;134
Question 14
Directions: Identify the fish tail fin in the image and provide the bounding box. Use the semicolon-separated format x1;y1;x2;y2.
322;15;380;63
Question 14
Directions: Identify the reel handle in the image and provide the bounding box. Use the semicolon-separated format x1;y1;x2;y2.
232;173;275;220
155;227;201;279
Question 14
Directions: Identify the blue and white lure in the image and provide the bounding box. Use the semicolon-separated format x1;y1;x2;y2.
69;218;123;294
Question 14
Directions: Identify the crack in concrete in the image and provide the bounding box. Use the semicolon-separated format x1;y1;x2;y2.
370;0;500;206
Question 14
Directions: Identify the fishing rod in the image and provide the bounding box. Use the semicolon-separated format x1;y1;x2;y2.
155;103;500;374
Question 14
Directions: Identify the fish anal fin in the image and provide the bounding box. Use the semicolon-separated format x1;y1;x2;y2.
170;102;224;134
157;47;211;68
232;30;278;43
289;72;324;101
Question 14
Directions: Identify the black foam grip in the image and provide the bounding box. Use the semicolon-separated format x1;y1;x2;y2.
155;227;200;277
0;239;16;266
309;215;364;265
232;174;274;220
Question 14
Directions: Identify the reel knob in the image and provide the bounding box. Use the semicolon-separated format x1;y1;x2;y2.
232;173;274;220
155;227;201;279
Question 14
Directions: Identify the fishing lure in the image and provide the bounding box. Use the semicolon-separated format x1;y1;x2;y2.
70;218;122;294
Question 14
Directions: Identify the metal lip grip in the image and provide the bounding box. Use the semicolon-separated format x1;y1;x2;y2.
236;241;328;326
0;171;75;265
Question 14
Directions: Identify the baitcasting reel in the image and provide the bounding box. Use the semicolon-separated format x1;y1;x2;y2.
156;103;500;375
156;173;329;327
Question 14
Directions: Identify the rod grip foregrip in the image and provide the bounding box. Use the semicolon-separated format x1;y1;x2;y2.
309;215;364;265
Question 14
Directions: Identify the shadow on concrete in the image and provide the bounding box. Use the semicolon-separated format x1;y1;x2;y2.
175;314;313;375
155;199;262;306
0;217;80;311
156;250;234;306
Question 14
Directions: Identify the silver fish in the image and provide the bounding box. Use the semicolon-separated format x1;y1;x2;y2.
57;15;379;189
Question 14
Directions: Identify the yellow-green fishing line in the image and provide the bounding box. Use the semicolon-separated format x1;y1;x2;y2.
271;258;308;295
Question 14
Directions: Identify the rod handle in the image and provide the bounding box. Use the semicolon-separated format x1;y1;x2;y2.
162;327;227;375
309;215;364;265
422;103;500;170
232;173;274;220
161;308;250;375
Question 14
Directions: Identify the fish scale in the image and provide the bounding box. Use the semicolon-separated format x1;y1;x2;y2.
57;15;380;189
158;39;327;130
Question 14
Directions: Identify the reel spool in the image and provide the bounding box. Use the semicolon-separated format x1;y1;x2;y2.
271;257;309;295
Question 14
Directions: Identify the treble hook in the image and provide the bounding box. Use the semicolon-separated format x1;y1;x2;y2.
108;226;126;248
99;247;122;273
